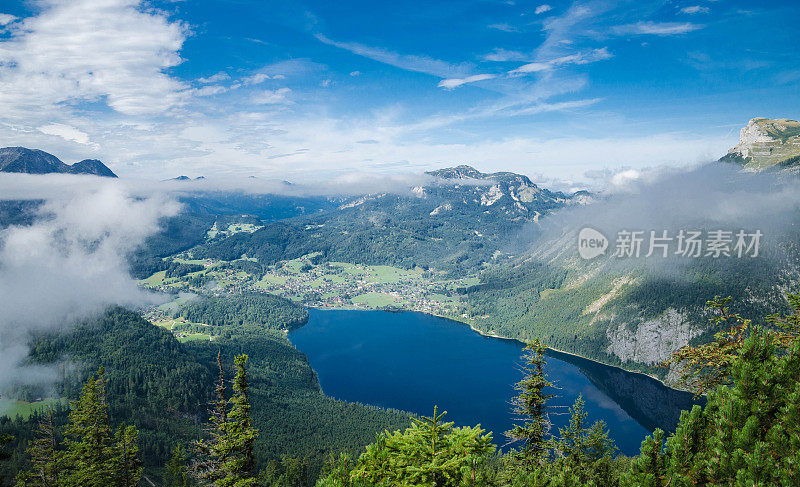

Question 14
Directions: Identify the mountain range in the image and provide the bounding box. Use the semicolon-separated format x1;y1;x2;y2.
0;147;117;177
4;116;799;181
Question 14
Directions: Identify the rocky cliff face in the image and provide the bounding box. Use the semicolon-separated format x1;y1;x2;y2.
720;118;800;169
605;308;701;366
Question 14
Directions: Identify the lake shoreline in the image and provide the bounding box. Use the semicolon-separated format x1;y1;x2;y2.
307;304;684;393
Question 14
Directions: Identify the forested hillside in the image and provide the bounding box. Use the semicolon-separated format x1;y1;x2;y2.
176;294;309;332
0;299;408;485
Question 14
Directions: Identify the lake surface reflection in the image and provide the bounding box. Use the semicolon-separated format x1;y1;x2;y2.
289;309;698;456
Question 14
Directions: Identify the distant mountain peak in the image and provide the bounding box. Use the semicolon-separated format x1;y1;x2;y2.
427;164;543;190
426;165;485;180
720;117;800;169
166;175;208;182
0;147;117;177
421;164;588;218
69;159;118;177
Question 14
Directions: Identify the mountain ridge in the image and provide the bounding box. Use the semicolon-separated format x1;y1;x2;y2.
0;147;117;177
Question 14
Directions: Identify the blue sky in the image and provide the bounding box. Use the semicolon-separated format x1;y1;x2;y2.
0;0;798;188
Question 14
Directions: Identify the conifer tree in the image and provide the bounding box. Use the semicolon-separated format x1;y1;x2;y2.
219;354;259;487
316;452;354;487
626;318;800;486
664;292;800;394
193;352;259;486
351;406;494;486
625;429;667;487
166;446;194;487
61;367;116;487
0;433;12;463
14;410;60;487
14;370;144;487
559;395;589;464
192;350;230;483
506;339;554;465
112;424;143;487
557;396;617;485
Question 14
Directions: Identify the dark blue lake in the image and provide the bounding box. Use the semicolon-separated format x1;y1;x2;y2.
288;309;698;456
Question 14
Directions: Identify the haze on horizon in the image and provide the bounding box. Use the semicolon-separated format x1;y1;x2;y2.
0;0;798;189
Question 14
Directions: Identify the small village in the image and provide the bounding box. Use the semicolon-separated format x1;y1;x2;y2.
141;252;477;320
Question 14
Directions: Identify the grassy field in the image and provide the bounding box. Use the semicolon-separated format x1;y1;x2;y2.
257;274;288;286
0;398;68;420
176;332;213;343
352;292;401;307
366;265;423;283
140;270;167;286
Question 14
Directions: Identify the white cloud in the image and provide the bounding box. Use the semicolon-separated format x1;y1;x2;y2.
504;98;601;116
0;0;188;117
680;6;710;15
488;23;518;32
0;13;17;25
193;85;228;97
251;87;292;105
613;21;703;36
609;168;642;187
349;70;362;76
38;123;92;145
509;62;551;74
535;5;553;15
251;59;325;80
315;33;470;78
243;72;272;85
198;71;230;84
481;48;529;62
509;48;612;75
438;74;497;89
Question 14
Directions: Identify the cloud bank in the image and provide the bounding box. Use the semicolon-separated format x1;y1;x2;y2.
0;184;180;405
527;164;800;276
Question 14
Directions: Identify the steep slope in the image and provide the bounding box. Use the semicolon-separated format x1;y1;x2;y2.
720;118;800;169
68;158;118;177
0;147;117;177
462;232;796;383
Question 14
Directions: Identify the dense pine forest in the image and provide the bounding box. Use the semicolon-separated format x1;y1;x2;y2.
1;289;799;485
